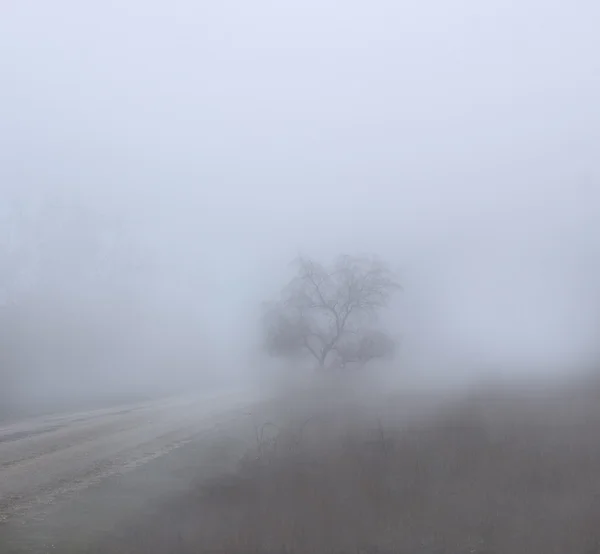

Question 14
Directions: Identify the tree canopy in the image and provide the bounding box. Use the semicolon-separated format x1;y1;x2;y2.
263;255;400;370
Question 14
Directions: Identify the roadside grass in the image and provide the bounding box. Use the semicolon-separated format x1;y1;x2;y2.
100;377;600;554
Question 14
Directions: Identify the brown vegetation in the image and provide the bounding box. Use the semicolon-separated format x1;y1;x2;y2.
103;377;600;554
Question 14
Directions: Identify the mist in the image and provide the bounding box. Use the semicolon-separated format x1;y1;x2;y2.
1;0;600;416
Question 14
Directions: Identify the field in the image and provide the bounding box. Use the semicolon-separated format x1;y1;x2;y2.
97;373;600;554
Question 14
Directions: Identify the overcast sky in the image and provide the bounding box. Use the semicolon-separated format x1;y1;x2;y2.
1;0;599;374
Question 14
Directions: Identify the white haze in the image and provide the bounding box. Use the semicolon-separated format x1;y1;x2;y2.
1;0;599;409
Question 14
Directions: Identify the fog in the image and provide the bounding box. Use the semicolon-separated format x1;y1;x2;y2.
1;0;599;415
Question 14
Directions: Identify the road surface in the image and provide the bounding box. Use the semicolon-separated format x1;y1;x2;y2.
0;390;259;553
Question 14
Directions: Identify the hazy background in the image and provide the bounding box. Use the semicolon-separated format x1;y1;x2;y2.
1;0;599;412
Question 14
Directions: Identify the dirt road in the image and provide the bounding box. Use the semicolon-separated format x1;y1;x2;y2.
0;390;259;553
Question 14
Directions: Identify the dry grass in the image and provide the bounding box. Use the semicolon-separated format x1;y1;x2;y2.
104;376;600;554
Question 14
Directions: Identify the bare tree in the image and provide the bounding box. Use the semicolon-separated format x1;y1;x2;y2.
263;255;400;369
